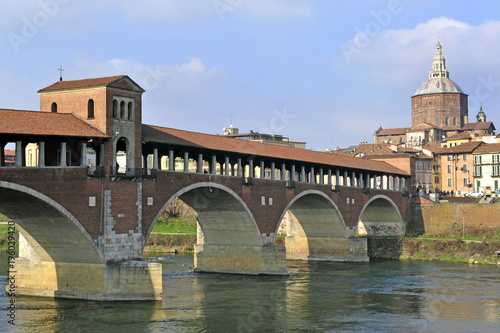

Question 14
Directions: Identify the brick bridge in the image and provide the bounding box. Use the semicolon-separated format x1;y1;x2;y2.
0;76;410;301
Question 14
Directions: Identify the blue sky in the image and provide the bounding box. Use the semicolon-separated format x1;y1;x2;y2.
1;0;500;150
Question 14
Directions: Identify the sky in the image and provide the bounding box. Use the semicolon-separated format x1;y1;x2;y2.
1;0;500;151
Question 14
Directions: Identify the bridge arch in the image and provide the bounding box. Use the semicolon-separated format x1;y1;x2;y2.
357;195;404;236
145;182;263;249
277;190;349;259
0;181;103;263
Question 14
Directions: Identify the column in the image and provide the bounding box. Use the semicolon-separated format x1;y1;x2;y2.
39;141;45;167
360;173;365;188
281;163;286;181
300;166;306;183
336;170;340;186
225;157;230;176
344;171;348;186
291;165;296;182
271;162;276;180
260;161;265;179
197;154;203;173
328;169;332;185
184;152;189;172
366;174;370;189
237;158;242;177
393;176;397;191
153;148;159;170
248;159;254;178
352;171;356;187
15;141;23;167
59;141;67;167
319;168;324;185
81;142;88;167
169;149;174;171
211;155;217;174
310;167;315;184
0;143;5;167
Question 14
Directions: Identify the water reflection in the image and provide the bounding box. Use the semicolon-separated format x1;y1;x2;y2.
0;253;499;332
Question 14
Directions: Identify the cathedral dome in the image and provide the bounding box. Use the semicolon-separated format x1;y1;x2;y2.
414;41;464;96
414;77;463;95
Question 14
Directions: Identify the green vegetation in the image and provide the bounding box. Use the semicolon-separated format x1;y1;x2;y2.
0;223;19;252
152;216;197;234
0;213;8;222
144;233;196;253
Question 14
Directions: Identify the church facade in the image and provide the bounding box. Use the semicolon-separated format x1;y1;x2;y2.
375;42;496;147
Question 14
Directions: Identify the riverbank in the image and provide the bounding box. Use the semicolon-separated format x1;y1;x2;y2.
369;237;500;266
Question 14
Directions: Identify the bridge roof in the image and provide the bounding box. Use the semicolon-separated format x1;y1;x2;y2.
0;109;108;138
143;125;410;176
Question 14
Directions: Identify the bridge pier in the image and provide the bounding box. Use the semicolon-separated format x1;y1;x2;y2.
193;244;288;275
285;236;369;262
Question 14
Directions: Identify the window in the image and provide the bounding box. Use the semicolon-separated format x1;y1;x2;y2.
448;165;452;173
495;180;499;190
463;178;468;187
448;178;452;187
417;163;421;170
453;117;457;126
417;175;420;183
423;118;427;123
120;101;126;119
113;100;118;118
463;154;467;161
494;165;500;176
87;99;94;119
445;117;449;126
493;155;500;164
476;180;481;190
436;118;439;125
428;175;431;184
128;102;133;120
428;163;432;169
447;155;452;161
51;102;57;113
474;156;482;165
474;166;482;177
462;164;467;172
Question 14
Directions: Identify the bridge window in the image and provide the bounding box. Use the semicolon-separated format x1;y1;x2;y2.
128;102;133;120
87;99;94;119
120;101;126;119
113;100;118;118
51;102;57;113
115;137;128;174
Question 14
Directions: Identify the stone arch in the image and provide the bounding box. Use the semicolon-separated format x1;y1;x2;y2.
0;181;103;263
357;195;404;236
144;182;262;250
277;190;349;259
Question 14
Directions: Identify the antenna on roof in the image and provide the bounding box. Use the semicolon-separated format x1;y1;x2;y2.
58;66;64;81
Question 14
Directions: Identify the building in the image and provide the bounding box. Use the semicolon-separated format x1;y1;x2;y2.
472;143;500;193
223;123;307;149
436;141;481;194
374;41;496;146
3;149;15;166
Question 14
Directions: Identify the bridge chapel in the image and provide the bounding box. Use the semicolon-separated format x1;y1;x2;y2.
38;75;145;176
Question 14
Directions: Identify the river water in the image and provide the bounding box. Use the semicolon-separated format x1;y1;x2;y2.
0;253;499;332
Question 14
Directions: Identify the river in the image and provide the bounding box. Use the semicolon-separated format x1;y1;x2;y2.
0;253;499;332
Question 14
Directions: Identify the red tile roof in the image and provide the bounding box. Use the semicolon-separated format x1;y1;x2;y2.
37;75;127;93
463;121;495;131
376;127;410;136
473;143;500;153
4;149;14;157
445;132;471;140
437;141;482;154
0;109;108;138
142;125;409;176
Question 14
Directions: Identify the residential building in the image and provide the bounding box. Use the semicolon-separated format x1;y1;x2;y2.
436;141;481;194
472;143;500;192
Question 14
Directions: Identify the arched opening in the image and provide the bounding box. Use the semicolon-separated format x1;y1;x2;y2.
0;182;103;263
115;137;128;174
120;101;126;119
88;99;94;119
276;191;352;260
113;100;118;118
51;102;57;113
128;102;133;120
144;183;284;274
357;196;404;237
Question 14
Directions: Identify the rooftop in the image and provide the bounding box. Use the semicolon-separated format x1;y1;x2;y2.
142;124;409;176
0;109;108;138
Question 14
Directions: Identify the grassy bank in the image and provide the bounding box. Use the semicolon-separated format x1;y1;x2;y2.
144;216;197;253
369;237;500;265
